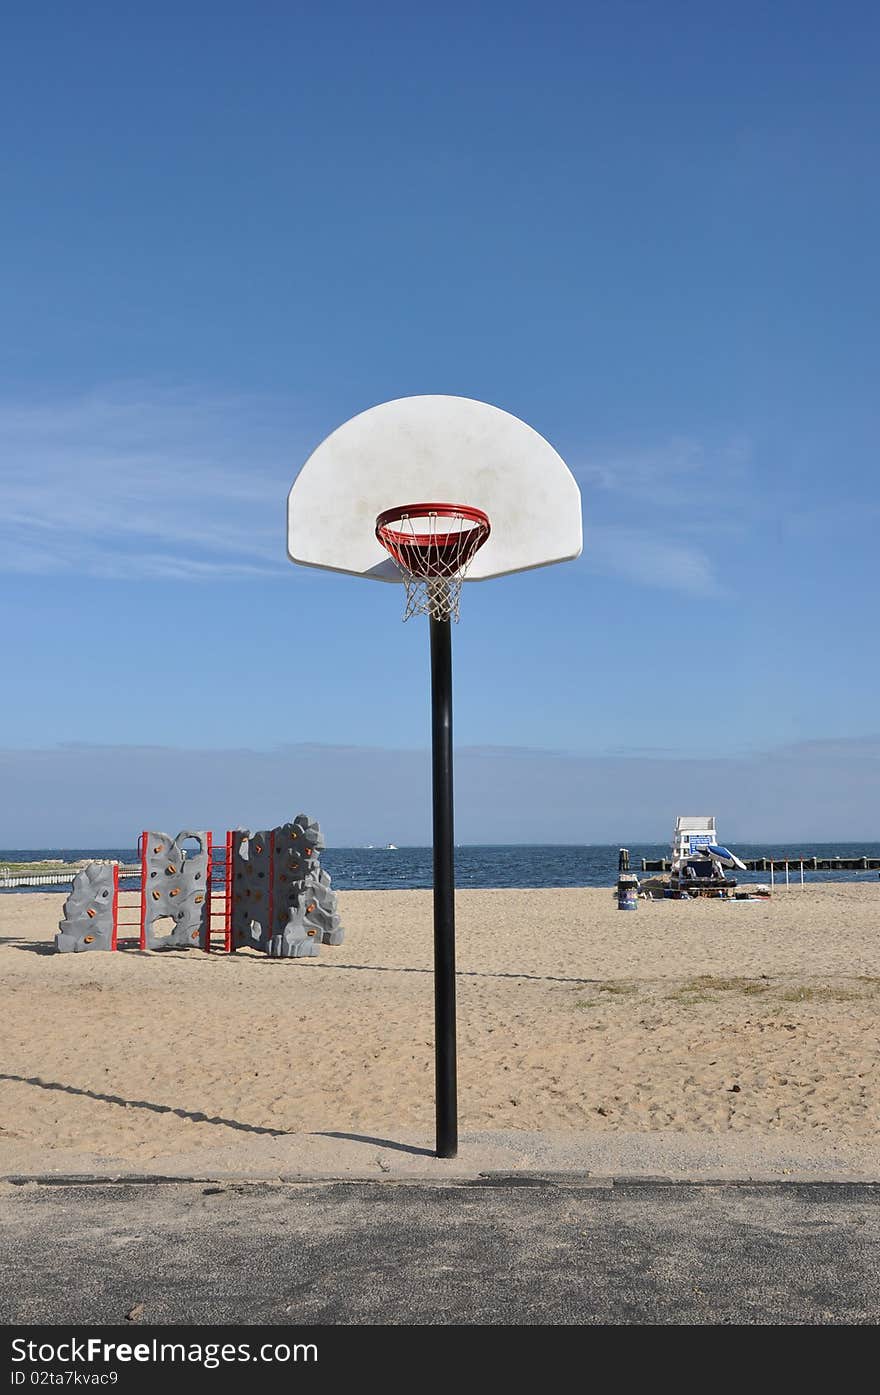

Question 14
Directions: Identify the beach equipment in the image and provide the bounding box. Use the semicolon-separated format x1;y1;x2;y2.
703;844;748;872
288;395;582;1157
668;818;747;897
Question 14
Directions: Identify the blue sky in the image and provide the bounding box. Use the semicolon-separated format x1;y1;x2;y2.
1;1;878;843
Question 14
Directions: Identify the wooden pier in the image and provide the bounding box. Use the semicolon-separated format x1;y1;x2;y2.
641;856;880;873
0;864;141;889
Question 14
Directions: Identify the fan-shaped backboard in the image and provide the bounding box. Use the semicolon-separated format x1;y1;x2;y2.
287;395;582;582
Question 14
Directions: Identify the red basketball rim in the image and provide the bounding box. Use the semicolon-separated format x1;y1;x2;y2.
375;503;491;552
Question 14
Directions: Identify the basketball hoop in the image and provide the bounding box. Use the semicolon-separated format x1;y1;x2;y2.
291;398;582;1158
375;503;491;621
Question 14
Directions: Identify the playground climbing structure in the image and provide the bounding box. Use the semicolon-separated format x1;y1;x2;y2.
55;860;117;953
232;814;344;958
54;818;343;958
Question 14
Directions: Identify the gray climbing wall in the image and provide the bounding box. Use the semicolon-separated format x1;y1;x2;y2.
141;830;210;950
231;814;344;958
56;862;116;952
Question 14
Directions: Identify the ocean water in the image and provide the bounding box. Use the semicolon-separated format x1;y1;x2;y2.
2;843;879;892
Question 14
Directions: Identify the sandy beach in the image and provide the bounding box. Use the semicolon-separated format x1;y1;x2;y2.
1;883;878;1177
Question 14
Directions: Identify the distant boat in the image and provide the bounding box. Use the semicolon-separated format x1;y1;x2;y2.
385;843;398;850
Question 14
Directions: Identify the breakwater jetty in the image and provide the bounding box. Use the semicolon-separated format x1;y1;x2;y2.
641;855;880;873
0;864;141;889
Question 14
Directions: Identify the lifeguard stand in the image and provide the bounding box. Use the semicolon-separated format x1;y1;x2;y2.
672;816;716;864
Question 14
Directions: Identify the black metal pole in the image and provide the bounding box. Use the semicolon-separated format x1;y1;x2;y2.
429;613;458;1158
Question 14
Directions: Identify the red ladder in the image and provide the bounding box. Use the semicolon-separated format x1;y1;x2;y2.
110;832;149;950
112;832;233;952
205;830;233;953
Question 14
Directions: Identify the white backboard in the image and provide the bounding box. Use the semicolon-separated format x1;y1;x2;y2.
287;395;582;582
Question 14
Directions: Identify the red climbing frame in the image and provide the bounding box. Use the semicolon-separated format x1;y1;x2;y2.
204;830;213;952
227;830;233;950
204;829;233;953
138;831;149;950
110;831;148;950
110;863;119;952
268;829;276;952
108;830;234;954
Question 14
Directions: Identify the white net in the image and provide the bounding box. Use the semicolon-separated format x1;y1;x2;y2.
376;507;490;622
402;573;460;622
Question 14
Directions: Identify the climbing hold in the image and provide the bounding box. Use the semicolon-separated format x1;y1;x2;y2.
230;818;343;959
55;863;115;953
139;831;211;953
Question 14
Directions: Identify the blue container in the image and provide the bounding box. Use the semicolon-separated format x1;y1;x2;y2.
617;875;638;910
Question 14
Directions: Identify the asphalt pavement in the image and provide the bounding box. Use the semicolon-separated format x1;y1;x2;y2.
1;1177;877;1325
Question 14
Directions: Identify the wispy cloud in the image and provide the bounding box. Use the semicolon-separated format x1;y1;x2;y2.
573;433;753;593
586;525;722;595
0;386;309;581
0;394;753;597
578;434;752;505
